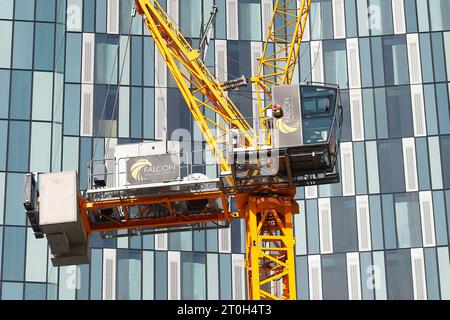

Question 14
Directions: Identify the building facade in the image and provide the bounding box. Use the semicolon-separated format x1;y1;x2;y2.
0;0;450;300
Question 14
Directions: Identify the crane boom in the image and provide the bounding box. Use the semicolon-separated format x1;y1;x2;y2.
252;0;312;137
135;0;257;173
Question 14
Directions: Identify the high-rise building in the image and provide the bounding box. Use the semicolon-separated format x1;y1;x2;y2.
0;0;450;300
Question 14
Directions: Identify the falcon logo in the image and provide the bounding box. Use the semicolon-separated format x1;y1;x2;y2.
275;97;300;134
130;159;152;182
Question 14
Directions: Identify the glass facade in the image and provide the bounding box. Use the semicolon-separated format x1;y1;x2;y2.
0;0;450;300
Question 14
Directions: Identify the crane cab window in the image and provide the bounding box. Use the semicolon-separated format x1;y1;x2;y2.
300;86;337;144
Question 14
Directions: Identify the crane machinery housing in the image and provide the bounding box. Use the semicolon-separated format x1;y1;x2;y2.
23;0;343;300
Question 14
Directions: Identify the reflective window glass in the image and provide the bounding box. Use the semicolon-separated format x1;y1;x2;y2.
436;83;450;135
441;136;450;189
65;32;82;83
0;21;12;69
34;23;55;71
378;139;405;193
345;0;358;38
323;40;348;89
322;254;348;300
219;254;232;299
10;71;32;120
95;34;119;85
25;283;47;300
385;249;414;300
14;0;35;20
181;252;206;300
331;197;358;253
368;0;393;36
64;84;81;136
386;86;414;138
179;0;202;38
310;0;333;40
383;36;409;86
394;193;422;248
239;0;261;41
36;0;56;22
0;0;14;19
155;251;168;300
32;72;53;121
1;282;23;300
7;121;30;173
93;85;118;137
30;122;52;172
12;22;34;69
0;70;9;118
0;122;7;171
2;227;26;281
429;0;450;31
404;0;418;33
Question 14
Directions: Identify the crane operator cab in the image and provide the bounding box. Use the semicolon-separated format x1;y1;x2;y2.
227;83;343;190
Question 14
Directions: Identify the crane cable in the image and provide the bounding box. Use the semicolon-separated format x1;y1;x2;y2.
93;10;134;160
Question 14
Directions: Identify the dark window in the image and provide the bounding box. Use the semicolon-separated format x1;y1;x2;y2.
322;254;348;300
331;197;358;253
385;249;414;300
378;139;406;193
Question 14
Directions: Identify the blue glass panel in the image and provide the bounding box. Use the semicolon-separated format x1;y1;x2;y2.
424;248;440;300
354;142;368;194
323;40;348;89
10;70;32;120
371;37;385;86
131;36;142;86
239;0;262;41
76;264;90;300
441;136;450;189
433;191;448;246
431;33;447;82
143;87;154;140
378;139;405;193
0;70;9;118
359;38;373;87
331;197;358;252
429;0;450;31
416;138;430;190
130;87;142;139
219;254;232;299
25;283;47;300
419;34;434;83
345;0;358;38
369;195;384;250
386;86;413;138
155;251;168;300
14;0;35;20
12;22;34;69
83;0;95;32
368;0;393;36
181;252;206;300
404;0;418;33
5;174;27;226
306;200;319;254
64;84;81;136
382;194;397;249
436;83;450;134
360;252;375;300
322;254;348;300
382;36;409;86
0;121;6;171
385;249;414;300
394;193;422;248
362;89;376;140
215;0;226;39
2;227;26;281
95;0;106;33
89;249;102;300
65;32;82;83
1;282;23;300
0;0;14;19
7;121;30;172
423;84;439;135
36;0;56;22
79;138;92;190
117;249;142;300
374;88;388;139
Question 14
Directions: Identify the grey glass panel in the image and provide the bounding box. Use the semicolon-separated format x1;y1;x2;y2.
143;234;154;250
179;0;202;38
340;90;352;142
369;195;384;250
441;136;450;189
95;0;106;33
362;89;376;140
359;38;373;87
345;0;358;38
368;0;393;35
25;283;47;300
143;87;154;140
35;23;55;71
76;264;90;300
429;0;450;31
14;0;34;20
12;22;34;69
117;249;142;300
385;249;414;300
95;34;119;85
131;36;142;86
378;139;405;193
356;0;369;37
374;88;388;139
424;248;440;300
416;0;429;32
0;0;13;19
394;193;422;248
382;36;409;86
239;0;261;41
360;252;375;300
419;34;434;83
90;232;116;249
181;252;206;300
295;256;309;300
416;138;430;190
214;0;226;39
382;194;397;249
83;0;95;32
310;0;333;40
431;33;447;83
299;42;311;82
331;197;358;253
169;231;192;251
36;0;56;22
0;226;2;276
155;251;167;300
143;36;154;86
0;121;7;171
79;138;92;190
404;0;418;33
1;282;23;300
130;87;142;139
0;21;12;69
436;83;450;135
7;121;30;173
323;40;348;89
306;200;320;254
167;88;190;136
433;191;448;246
386;86;414;138
93;85;118;138
354;142;367;194
89;248;102;300
322;254;348;300
219;254;232;299
129;235;141;250
0;70;9;118
2;227;25;281
423;84;438;135
65;32;82;83
10;71;32;120
64;84;81;136
206;229;218;252
230;220;242;253
371;37;385;86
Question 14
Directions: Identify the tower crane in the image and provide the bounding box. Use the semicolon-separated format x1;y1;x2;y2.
24;0;342;300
